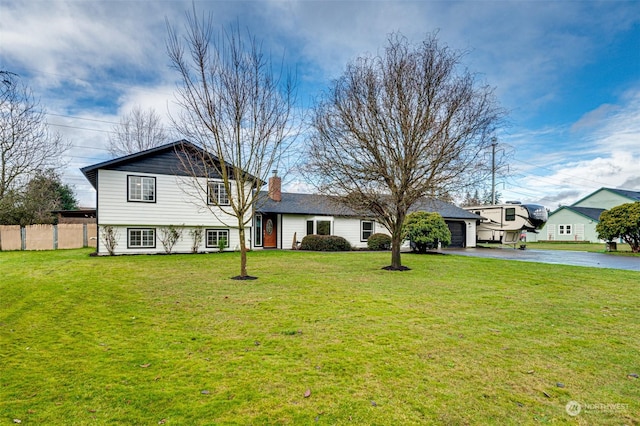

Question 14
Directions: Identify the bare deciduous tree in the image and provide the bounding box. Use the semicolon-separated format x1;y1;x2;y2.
166;10;297;279
0;71;69;199
307;33;505;270
108;106;169;157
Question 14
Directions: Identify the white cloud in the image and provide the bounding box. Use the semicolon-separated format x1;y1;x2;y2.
2;2;172;84
504;89;640;208
1;0;638;209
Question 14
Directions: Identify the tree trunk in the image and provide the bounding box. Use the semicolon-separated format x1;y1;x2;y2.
387;213;409;271
238;226;248;277
390;229;403;269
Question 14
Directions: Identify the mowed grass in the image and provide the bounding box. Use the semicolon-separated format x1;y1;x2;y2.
0;249;638;425
525;241;636;254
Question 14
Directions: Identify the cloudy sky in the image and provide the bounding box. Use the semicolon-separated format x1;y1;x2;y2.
1;0;639;208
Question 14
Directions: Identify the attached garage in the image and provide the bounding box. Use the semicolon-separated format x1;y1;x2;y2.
446;221;466;248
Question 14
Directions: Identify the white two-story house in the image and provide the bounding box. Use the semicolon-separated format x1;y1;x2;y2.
82;140;479;255
81;140;255;255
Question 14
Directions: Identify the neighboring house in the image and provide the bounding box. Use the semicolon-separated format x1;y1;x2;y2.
255;173;479;249
82;140;480;255
528;187;640;242
53;209;97;224
81;140;256;255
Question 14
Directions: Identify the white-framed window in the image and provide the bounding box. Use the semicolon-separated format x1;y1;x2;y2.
254;214;262;247
128;228;156;248
558;224;572;235
306;218;333;236
128;175;155;202
361;220;374;241
316;220;331;235
206;229;229;248
208;181;230;205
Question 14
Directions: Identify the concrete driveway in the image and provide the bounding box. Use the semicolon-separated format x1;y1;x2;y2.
444;247;640;271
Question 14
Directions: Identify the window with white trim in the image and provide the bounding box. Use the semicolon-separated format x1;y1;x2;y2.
254;214;262;246
361;220;374;241
206;229;229;248
306;218;333;236
208;181;230;205
558;224;572;235
316;220;331;235
128;176;155;202
128;228;156;248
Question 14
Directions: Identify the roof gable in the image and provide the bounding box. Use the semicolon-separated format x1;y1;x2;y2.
81;140;263;189
572;187;640;208
81;140;196;189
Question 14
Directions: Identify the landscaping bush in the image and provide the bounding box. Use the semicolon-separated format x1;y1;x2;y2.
367;233;391;250
403;211;451;253
300;234;352;251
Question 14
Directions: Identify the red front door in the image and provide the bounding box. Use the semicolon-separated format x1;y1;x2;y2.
263;215;277;248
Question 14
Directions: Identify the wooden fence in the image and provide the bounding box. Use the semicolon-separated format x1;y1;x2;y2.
0;224;97;251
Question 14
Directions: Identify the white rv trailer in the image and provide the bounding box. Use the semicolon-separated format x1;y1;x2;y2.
464;202;548;244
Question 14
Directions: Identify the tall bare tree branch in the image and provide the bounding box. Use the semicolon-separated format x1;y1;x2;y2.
166;9;298;278
0;71;70;199
108;106;169;157
307;33;505;270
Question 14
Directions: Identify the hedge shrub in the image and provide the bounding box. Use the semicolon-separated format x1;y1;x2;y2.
300;234;352;251
403;211;451;253
367;233;391;250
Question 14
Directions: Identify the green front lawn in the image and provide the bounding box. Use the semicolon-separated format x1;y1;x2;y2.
1;249;638;424
523;241;632;252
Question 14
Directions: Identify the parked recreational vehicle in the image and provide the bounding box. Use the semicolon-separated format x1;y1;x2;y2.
464;202;548;244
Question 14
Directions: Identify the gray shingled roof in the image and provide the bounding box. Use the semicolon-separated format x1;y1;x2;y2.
257;192;356;215
256;191;481;220
606;188;640;202
564;206;605;221
410;198;482;220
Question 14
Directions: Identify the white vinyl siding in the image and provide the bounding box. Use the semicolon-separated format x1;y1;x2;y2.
98;225;246;255
277;215;388;250
96;170;252;255
97;170;249;226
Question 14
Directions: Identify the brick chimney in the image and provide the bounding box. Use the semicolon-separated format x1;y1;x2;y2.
268;170;281;202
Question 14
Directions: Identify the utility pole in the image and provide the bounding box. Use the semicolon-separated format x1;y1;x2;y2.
491;137;497;205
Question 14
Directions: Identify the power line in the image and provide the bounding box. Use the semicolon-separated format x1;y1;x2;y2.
47;112;121;126
48;122;113;134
